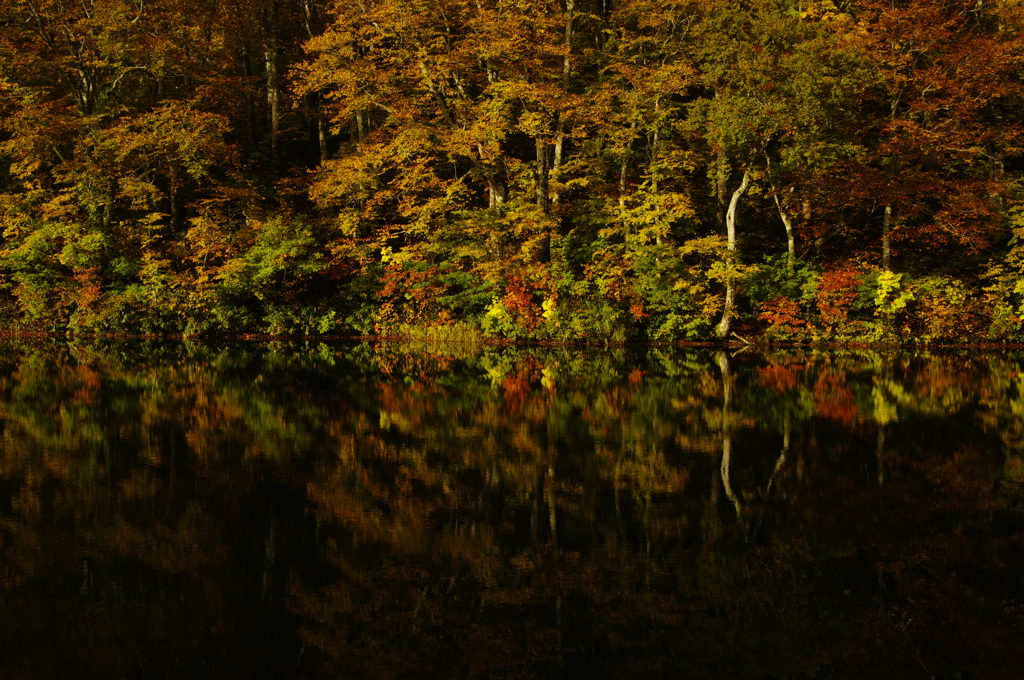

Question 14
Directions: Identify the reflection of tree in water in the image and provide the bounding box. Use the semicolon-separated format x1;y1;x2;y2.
0;340;1022;678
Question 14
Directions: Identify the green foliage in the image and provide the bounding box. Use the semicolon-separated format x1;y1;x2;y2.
984;203;1024;340
749;255;819;340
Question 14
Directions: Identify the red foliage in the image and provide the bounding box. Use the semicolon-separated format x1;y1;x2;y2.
758;296;808;338
816;267;862;332
378;263;446;324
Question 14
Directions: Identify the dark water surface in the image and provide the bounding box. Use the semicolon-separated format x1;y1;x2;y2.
1;339;1023;679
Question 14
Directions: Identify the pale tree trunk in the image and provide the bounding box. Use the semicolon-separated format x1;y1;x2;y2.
772;188;796;272
717;171;751;339
763;150;796;270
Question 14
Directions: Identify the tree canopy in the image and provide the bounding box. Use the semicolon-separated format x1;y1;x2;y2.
2;0;1024;341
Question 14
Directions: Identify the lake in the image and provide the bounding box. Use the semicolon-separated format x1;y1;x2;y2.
0;339;1022;679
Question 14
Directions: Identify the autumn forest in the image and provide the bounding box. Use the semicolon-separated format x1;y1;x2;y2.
2;0;1024;342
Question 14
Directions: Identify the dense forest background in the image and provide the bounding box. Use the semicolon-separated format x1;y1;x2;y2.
2;0;1024;342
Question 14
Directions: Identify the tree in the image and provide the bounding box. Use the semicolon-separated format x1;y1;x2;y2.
833;0;1022;272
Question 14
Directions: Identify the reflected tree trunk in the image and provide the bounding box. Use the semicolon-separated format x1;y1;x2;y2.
877;424;886;486
614;455;624;537
720;435;743;525
764;415;790;498
717;352;744;529
531;466;544;542
547;462;564;673
262;508;277;604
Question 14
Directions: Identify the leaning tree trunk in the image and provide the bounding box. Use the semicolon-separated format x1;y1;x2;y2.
772;188;796;272
717;171;751;338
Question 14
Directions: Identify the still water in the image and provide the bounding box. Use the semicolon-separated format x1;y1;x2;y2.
0;339;1022;679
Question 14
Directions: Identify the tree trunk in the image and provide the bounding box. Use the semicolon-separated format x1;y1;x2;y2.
563;0;574;83
535;137;551;263
535;137;550;214
355;109;366;144
317;110;330;162
531;466;544;542
242;48;259;153
486;163;508;260
485;162;508;209
168;163;182;232
551;118;565;207
301;0;330;162
882;204;893;271
716;144;729;234
265;42;280;167
772;187;796;271
717;171;751;338
619;120;636;226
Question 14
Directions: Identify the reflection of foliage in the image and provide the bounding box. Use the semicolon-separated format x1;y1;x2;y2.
0;340;1022;677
